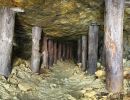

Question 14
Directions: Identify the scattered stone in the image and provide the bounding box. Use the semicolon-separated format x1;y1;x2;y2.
97;62;101;68
95;70;105;78
67;95;76;100
84;91;97;97
77;63;82;68
3;84;10;90
124;70;129;77
0;59;128;99
20;64;26;68
80;89;86;94
50;84;57;89
18;83;33;91
123;58;127;64
8;78;18;84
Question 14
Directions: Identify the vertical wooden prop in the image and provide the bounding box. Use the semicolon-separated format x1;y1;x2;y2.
42;36;48;68
82;36;87;71
104;0;125;96
77;37;82;63
69;43;72;60
66;42;70;59
53;41;57;64
0;7;15;77
88;24;99;74
58;42;62;60
31;26;42;73
62;43;66;61
48;39;54;67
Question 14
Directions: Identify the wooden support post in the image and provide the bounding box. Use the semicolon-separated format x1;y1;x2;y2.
42;36;48;68
81;35;87;71
104;0;125;97
88;23;99;74
66;42;70;60
62;43;66;61
58;42;62;60
0;7;16;77
77;37;82;63
48;39;54;67
31;26;42;73
69;43;72;60
53;41;57;64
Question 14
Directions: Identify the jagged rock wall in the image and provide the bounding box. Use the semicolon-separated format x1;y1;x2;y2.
0;0;104;37
0;0;130;58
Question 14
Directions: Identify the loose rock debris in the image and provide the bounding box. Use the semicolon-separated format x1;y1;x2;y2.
0;58;129;99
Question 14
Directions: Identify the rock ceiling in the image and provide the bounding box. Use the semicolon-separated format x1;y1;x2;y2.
0;0;130;39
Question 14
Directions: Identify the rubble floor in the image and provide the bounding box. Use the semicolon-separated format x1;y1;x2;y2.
0;58;129;100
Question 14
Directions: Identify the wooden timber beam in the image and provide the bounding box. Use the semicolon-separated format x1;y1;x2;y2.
81;35;87;71
31;26;42;73
0;7;23;77
88;23;99;74
104;0;125;98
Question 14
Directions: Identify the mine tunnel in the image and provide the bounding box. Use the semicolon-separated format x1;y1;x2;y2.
0;0;130;100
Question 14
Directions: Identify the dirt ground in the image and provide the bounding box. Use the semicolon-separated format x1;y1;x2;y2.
0;58;129;100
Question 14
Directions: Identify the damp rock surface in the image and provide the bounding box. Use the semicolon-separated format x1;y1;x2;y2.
0;59;129;99
0;0;130;38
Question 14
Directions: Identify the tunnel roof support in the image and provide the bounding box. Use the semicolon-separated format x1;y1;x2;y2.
104;0;125;98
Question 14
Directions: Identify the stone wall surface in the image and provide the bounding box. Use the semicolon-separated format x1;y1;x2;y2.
0;0;130;58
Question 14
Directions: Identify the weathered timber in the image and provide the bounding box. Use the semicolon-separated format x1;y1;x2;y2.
77;37;82;63
0;7;15;77
69;43;73;60
58;42;62;60
42;36;49;68
62;43;66;61
104;0;125;96
53;41;57;64
81;35;87;71
31;26;42;73
88;23;99;74
66;42;70;59
48;39;54;67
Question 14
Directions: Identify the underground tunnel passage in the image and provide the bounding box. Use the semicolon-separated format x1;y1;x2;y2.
0;0;130;100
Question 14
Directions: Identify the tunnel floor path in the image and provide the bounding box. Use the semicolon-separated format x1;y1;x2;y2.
0;59;129;100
